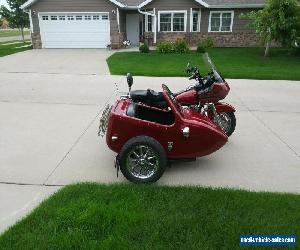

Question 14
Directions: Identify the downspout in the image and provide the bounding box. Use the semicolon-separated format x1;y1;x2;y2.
116;8;120;33
138;8;156;44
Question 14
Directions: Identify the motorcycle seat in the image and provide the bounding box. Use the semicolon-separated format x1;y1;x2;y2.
130;89;165;102
130;89;168;109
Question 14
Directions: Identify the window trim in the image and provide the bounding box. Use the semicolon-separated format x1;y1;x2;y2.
158;10;187;32
208;10;234;32
144;9;154;32
190;9;201;32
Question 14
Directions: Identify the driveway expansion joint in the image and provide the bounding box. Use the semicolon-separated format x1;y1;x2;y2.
234;94;300;159
0;181;64;187
42;94;115;185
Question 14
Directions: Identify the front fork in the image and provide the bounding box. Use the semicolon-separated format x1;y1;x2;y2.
201;103;224;129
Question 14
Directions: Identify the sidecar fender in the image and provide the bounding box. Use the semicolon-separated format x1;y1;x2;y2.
215;102;236;113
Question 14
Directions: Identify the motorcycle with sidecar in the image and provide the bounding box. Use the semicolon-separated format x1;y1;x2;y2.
99;83;228;183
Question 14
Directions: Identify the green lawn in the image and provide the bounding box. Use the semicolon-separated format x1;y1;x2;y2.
0;41;32;57
0;183;299;249
107;48;300;80
0;29;30;38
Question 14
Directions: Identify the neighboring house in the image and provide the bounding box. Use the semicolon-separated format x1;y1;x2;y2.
21;0;267;49
0;18;9;29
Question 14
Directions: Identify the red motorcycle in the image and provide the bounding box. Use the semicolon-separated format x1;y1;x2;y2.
129;54;236;136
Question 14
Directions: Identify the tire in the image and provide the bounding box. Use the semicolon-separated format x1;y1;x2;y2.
119;136;167;184
220;112;236;137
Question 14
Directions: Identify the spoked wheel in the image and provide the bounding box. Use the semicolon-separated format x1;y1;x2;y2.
217;112;236;137
119;136;167;183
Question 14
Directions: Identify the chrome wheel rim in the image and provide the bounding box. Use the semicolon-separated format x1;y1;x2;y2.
126;145;159;179
218;112;232;134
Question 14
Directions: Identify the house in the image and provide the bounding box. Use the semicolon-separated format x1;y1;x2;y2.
21;0;267;49
0;18;9;29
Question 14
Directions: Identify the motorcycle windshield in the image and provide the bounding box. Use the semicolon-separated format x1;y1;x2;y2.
203;53;224;83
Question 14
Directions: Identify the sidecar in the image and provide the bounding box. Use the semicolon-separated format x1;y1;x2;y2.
100;84;227;183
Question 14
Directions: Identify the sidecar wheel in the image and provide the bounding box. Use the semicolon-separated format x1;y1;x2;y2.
220;112;236;137
119;136;167;184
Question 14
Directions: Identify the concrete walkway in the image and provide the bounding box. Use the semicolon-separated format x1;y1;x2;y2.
0;35;31;43
0;49;299;233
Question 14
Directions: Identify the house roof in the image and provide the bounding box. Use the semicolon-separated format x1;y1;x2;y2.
21;0;266;10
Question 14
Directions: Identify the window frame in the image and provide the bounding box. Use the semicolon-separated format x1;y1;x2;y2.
144;9;154;32
208;10;234;32
191;9;201;32
158;10;187;33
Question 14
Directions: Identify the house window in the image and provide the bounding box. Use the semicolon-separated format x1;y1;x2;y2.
42;16;48;21
102;15;108;20
192;11;200;32
67;16;74;20
50;16;57;20
160;13;171;31
76;16;82;20
159;11;186;32
147;15;152;32
144;9;153;32
209;11;234;32
173;13;185;31
93;15;100;20
85;15;91;20
59;16;65;20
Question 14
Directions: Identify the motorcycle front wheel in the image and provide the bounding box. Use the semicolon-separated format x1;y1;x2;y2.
218;112;236;137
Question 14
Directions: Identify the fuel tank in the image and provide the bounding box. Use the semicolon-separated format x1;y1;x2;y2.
175;89;198;105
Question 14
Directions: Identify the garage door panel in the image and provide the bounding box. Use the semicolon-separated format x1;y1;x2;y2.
39;13;110;49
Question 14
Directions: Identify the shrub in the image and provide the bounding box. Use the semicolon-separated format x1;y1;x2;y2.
157;41;174;53
139;43;149;53
174;39;190;53
196;45;206;53
202;37;215;48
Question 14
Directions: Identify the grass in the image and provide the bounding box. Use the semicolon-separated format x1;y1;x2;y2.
0;183;299;250
107;48;300;80
0;41;32;57
0;29;30;38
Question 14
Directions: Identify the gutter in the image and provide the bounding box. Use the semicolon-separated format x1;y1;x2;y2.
209;4;265;9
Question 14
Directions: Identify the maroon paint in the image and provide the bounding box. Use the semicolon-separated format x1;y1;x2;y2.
106;85;228;159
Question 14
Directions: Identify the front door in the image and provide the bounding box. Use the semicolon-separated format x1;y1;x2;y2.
126;14;139;45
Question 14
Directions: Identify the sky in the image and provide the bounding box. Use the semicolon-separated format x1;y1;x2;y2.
0;0;8;8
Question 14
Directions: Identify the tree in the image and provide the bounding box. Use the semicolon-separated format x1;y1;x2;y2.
242;0;300;56
0;0;29;41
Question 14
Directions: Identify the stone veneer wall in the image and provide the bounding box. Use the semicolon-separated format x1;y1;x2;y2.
153;32;260;47
31;32;42;49
111;32;126;49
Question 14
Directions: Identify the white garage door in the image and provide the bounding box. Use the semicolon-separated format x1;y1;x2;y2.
39;13;110;48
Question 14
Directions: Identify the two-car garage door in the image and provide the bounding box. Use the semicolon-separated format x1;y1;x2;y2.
39;13;110;48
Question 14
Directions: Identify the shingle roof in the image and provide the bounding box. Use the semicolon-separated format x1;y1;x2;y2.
21;0;275;10
206;0;265;5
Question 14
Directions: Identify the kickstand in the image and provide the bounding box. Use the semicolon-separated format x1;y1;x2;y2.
114;155;120;178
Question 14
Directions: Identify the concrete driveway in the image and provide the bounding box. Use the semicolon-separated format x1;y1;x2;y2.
0;49;300;233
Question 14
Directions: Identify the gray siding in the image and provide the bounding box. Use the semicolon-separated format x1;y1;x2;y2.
201;8;254;32
144;0;255;34
30;0;118;33
145;0;201;32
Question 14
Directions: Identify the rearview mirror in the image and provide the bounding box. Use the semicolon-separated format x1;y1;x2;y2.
126;73;133;91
